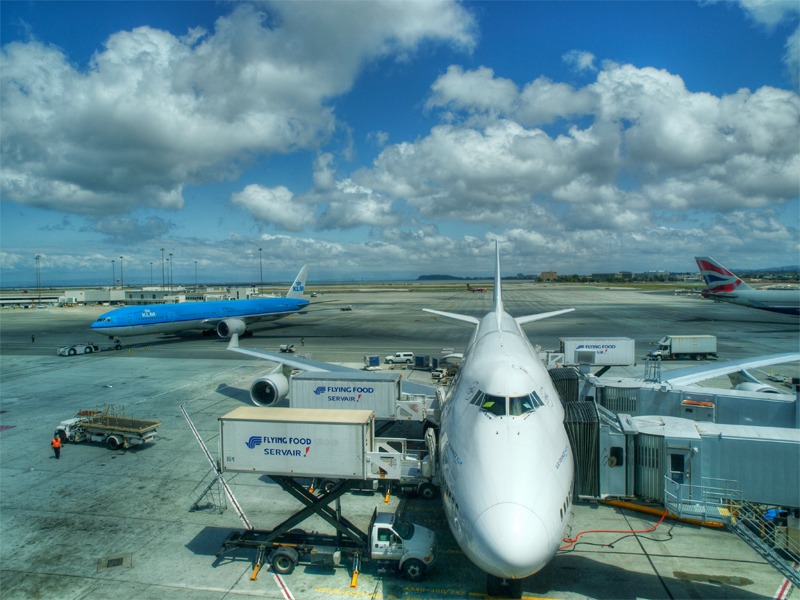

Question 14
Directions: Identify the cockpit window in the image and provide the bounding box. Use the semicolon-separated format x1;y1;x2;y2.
470;390;484;406
96;317;112;323
509;395;535;416
481;394;506;416
530;391;544;408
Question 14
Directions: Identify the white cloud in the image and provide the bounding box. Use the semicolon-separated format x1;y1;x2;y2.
0;1;476;215
562;50;597;73
230;185;315;232
735;0;800;86
360;61;799;229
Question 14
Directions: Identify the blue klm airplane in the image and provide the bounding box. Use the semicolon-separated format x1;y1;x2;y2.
91;266;309;344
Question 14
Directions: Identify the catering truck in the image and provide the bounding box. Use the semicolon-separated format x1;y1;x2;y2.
648;335;717;360
559;337;635;366
289;372;439;423
55;409;160;449
216;407;437;582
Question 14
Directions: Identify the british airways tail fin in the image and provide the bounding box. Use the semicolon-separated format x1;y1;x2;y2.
695;257;752;293
286;265;308;299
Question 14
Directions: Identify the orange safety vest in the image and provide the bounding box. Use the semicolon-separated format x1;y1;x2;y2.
51;437;61;449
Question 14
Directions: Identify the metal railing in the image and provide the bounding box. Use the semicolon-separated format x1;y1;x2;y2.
665;476;800;587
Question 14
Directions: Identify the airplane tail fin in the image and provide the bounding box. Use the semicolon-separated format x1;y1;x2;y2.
493;240;503;314
695;257;751;293
286;265;308;299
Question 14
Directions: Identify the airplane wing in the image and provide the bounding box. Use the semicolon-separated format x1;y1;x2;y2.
226;334;437;395
661;352;799;387
515;308;575;325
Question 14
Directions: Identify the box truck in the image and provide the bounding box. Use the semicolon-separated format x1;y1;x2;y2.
648;335;717;360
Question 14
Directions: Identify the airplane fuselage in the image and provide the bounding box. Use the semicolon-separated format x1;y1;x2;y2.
90;297;309;338
438;310;574;579
702;289;800;316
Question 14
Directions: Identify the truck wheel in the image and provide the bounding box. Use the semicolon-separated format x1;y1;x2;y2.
84;346;92;354
57;431;68;445
695;355;702;361
387;359;394;364
115;345;122;350
272;549;297;575
402;558;425;582
68;348;76;356
107;435;122;450
418;483;438;500
406;359;412;364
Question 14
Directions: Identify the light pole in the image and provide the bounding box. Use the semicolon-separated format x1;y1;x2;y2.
119;256;124;288
195;261;198;287
150;262;153;285
169;253;173;290
160;248;165;292
112;260;116;287
259;247;263;294
166;259;170;293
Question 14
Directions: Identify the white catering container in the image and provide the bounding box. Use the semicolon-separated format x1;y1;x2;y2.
559;337;636;366
219;407;375;479
290;372;402;420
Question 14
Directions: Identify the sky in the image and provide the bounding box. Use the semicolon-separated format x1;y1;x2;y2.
1;0;799;287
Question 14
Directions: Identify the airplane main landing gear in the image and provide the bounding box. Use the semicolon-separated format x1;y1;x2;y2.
487;574;522;599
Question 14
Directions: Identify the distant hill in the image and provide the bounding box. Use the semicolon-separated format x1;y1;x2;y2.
735;266;799;274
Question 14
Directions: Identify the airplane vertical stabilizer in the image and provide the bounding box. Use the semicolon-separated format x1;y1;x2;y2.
695;257;753;292
493;240;503;315
286;265;308;299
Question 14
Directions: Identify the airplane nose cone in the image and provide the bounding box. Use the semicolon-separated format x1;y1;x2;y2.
472;503;551;579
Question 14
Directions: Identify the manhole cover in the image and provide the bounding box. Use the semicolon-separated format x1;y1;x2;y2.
97;553;131;572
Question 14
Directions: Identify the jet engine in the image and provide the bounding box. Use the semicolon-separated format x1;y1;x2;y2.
732;382;782;394
217;318;247;338
250;373;289;407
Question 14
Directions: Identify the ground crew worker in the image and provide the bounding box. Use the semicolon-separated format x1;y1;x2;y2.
51;435;61;459
301;337;305;346
32;334;35;343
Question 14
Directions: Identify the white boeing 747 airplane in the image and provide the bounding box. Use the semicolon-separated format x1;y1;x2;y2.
695;257;800;316
226;243;575;598
423;243;575;597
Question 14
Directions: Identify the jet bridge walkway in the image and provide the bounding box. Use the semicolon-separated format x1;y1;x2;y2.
665;477;800;587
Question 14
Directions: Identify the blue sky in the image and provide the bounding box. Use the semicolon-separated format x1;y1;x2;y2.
1;0;798;286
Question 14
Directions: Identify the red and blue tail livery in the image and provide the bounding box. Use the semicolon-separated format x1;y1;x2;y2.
694;257;799;316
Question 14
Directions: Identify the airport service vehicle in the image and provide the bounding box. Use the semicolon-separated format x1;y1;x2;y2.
55;409;160;449
648;335;717;360
386;352;414;364
287;372;438;422
90;265;309;341
340;305;353;311
58;343;101;356
219;507;436;581
364;355;380;368
310;292;318;297
414;355;431;370
695;257;800;316
279;344;295;353
559;337;635;366
216;407;437;581
431;368;447;382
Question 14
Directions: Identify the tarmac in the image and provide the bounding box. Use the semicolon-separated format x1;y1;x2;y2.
1;284;798;599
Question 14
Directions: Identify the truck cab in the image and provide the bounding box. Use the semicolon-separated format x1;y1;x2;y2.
368;509;436;580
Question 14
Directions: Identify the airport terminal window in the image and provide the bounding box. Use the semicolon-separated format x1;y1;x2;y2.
509;395;535;416
481;394;506;416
